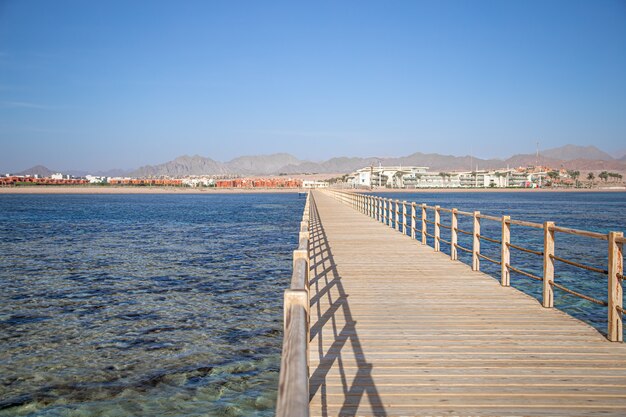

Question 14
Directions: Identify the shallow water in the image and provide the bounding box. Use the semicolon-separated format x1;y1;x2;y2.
0;193;304;416
376;191;626;335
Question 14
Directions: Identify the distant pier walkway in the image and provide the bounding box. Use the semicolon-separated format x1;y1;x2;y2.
299;189;626;416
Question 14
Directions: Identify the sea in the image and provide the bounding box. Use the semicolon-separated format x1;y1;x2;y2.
1;191;625;416
0;193;304;417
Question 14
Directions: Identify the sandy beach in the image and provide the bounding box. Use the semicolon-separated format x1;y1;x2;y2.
1;185;624;194
360;186;626;193
0;186;307;194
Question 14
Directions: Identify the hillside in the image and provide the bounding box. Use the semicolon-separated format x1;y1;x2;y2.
16;165;55;177
13;144;626;178
541;145;614;161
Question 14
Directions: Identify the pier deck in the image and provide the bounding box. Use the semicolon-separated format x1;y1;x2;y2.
307;190;626;416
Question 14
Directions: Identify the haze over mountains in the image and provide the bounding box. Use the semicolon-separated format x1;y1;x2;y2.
13;145;626;178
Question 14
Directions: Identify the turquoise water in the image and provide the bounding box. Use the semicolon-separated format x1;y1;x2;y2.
0;194;304;416
375;191;626;335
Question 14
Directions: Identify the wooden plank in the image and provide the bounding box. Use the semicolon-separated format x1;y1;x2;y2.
305;190;626;416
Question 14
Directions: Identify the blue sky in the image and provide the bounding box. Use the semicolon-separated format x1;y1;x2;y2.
1;0;625;172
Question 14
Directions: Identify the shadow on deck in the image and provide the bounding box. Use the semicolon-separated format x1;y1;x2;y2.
308;193;387;417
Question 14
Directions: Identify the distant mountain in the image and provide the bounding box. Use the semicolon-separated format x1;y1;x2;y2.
15;144;626;178
16;165;54;177
541;145;614;161
559;159;626;171
227;153;302;175
503;153;563;169
384;152;504;171
276;153;504;174
131;155;228;177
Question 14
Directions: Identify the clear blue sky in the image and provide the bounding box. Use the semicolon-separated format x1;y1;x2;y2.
1;0;625;172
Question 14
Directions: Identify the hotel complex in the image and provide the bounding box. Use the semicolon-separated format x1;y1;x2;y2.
347;166;548;188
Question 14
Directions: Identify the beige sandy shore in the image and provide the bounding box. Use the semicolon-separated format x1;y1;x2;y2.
0;186;306;194
1;185;624;194
360;186;626;193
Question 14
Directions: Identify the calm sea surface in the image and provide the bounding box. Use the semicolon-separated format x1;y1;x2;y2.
1;191;625;416
0;193;304;417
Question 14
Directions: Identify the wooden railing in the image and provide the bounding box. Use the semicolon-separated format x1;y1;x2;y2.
276;191;311;417
329;190;625;342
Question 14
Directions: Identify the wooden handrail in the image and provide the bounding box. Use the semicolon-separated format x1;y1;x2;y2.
477;213;501;222
276;191;311;416
507;218;543;229
326;189;625;342
549;225;608;241
277;291;309;417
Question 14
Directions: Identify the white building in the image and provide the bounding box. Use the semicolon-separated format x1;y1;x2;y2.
348;166;548;188
182;177;215;187
85;175;105;184
349;166;429;188
303;180;328;188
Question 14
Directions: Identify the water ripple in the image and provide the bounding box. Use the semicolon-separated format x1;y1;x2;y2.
0;193;303;416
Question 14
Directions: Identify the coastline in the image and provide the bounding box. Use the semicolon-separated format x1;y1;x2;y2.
357;186;626;194
1;185;625;195
0;186;306;194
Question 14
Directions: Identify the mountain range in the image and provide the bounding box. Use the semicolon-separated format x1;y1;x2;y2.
12;145;626;178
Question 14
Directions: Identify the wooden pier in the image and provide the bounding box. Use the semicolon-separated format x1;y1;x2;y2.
277;190;626;416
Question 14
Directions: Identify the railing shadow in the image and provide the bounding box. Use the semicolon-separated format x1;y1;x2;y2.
308;192;387;417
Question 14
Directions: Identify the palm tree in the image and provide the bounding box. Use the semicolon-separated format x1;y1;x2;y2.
599;171;609;182
567;170;580;187
587;172;594;188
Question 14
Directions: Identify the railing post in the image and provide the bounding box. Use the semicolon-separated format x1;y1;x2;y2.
388;199;393;227
543;221;555;308
372;197;376;220
451;208;458;260
363;195;365;213
472;211;480;271
421;204;427;244
293;249;309;284
383;198;387;224
411;203;416;240
395;200;400;231
402;201;407;235
501;216;511;287
378;197;382;222
608;231;623;342
434;205;441;252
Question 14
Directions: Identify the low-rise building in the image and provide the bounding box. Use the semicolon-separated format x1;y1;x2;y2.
347;166;549;188
302;180;328;188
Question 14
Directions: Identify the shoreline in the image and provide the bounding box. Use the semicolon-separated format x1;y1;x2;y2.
0;186;306;194
358;186;626;194
0;185;624;194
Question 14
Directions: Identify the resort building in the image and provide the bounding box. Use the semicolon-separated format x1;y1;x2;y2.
349;166;429;188
347;166;548;188
302;180;328;188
